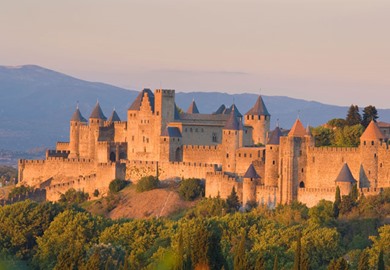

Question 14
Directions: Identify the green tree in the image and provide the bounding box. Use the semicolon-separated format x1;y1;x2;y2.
362;105;378;128
333;186;341;219
346;105;361;126
136;175;159;192
309;199;335;226
350;184;359;203
178;178;204;201
273;254;278;270
357;250;369;270
377;249;385;270
254;255;265;270
233;230;247;270
327;118;347;129
226;186;240;212
109;179;129;193
311;126;334;147
328;257;349;270
59;188;89;204
293;231;302;270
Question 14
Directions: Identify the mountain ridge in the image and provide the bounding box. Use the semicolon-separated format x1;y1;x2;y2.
1;65;389;152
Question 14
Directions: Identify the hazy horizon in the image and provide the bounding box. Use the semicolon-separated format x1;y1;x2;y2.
2;0;390;108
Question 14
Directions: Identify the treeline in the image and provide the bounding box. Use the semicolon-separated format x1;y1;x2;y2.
311;105;380;147
0;188;389;269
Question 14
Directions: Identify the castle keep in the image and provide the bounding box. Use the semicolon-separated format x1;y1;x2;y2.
19;89;390;206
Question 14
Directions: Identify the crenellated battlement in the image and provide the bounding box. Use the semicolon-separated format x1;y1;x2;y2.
308;146;359;153
184;145;218;151
255;185;279;191
298;187;336;193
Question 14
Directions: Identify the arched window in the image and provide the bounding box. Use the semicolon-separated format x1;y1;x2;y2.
299;181;305;188
109;152;116;162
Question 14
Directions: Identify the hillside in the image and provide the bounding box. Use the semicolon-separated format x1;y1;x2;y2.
1;65;390;154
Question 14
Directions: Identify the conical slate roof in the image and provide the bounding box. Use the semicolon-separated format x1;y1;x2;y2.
360;120;385;141
213;104;226;114
186;100;199;114
288;119;306;137
71;107;87;122
229;104;243;118
244;164;260;178
174;103;181;120
128;88;155;112
224;107;242;130
268;127;283;145
245;96;270;116
89;102;107;120
108;109;121;122
335;163;357;183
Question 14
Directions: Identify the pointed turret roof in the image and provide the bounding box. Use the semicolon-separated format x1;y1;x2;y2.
268;127;283;145
174;103;181;120
335;163;357;183
360;120;385;141
128;88;155;112
213;104;226;114
108;109;121;122
305;125;312;136
244;164;260;179
245;96;270;116
229;104;243;118
71;107;87;122
186;99;199;114
89;102;107;120
288;119;306;137
224;107;243;130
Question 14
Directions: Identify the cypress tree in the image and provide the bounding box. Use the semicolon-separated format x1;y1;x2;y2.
175;230;184;270
233;230;247;270
362;105;378;128
346;105;362;126
350;184;359;203
378;249;385;270
226;186;240;212
273;254;278;270
333;186;341;218
293;231;302;270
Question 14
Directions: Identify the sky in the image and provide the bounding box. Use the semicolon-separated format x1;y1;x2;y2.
1;0;390;108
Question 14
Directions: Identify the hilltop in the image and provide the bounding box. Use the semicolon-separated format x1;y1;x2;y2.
1;65;390;154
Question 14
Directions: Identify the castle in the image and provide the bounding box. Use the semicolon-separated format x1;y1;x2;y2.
18;89;390;206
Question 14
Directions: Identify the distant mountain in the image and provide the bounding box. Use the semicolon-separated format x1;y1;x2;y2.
1;65;390;152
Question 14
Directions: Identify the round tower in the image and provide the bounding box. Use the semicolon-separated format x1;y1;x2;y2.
335;163;357;196
242;164;259;206
244;96;270;145
222;107;243;173
264;127;282;187
69;106;87;158
359;120;385;188
88;102;107;159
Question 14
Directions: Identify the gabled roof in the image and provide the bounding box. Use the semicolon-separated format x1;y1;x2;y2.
335;163;357;183
224;107;243;130
89;102;107;120
162;127;182;137
128;88;155;112
288;119;306;137
108;109;121;122
360;120;386;141
71;107;87;122
186;100;199;114
245;96;270;116
244;164;260;179
268;127;283;145
213;104;226;114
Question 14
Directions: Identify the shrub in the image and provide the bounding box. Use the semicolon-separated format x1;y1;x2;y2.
178;178;204;201
93;189;100;197
109;179;129;194
59;188;89;204
136;176;159;192
8;185;33;200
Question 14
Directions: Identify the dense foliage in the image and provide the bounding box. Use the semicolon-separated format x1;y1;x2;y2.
178;178;204;201
109;179;129;194
8;185;34;200
58;188;89;204
136;176;160;193
0;188;389;269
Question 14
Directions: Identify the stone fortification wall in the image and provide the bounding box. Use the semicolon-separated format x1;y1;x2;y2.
56;142;70;151
205;172;242;202
114;122;127;142
377;144;390;188
297;187;336;207
235;147;265;176
255;185;279;208
18;158;96;187
126;160;217;182
305;147;361;189
182;145;222;164
46;150;70;158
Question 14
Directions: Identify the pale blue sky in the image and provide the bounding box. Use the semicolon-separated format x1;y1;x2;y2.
1;0;390;108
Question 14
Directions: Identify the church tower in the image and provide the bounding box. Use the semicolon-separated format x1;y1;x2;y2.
244;96;270;145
